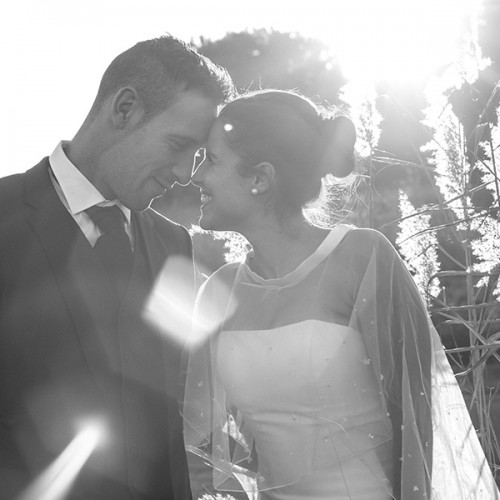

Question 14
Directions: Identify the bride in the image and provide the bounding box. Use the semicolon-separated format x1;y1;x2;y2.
183;89;499;499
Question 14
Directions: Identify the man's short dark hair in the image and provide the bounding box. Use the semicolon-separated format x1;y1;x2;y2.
90;34;234;119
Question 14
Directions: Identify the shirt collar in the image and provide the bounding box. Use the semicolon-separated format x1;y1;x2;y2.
48;141;131;222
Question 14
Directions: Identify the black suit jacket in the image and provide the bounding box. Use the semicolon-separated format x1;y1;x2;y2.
0;158;194;499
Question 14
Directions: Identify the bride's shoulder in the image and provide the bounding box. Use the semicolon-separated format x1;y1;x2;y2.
327;227;399;288
341;226;394;252
196;262;241;307
336;226;398;268
201;261;241;291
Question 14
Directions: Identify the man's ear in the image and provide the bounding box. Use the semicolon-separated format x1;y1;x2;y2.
111;87;144;128
250;162;275;194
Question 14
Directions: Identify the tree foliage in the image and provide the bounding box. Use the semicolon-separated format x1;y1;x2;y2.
197;29;345;105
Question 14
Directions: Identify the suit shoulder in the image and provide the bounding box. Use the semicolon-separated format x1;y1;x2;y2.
0;174;25;241
0;173;23;210
0;158;51;212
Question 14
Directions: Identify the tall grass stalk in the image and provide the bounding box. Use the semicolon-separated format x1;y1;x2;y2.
344;12;500;481
419;29;500;475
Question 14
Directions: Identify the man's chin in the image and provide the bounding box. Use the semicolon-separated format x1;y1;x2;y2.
142;189;169;211
148;194;163;208
126;199;154;213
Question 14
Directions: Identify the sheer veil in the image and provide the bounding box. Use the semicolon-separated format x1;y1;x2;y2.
182;225;499;499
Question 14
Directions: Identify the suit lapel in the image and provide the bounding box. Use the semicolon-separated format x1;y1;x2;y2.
132;211;167;283
23;160;122;392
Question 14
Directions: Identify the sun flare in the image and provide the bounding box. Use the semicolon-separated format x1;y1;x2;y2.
312;0;481;84
17;421;105;500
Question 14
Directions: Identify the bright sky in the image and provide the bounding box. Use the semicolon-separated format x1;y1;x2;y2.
1;0;477;177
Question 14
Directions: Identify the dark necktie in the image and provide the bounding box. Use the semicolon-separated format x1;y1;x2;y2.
86;205;133;296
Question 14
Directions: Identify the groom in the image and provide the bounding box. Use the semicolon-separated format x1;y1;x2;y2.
0;35;233;499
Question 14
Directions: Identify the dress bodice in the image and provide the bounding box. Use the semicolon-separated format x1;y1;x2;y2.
216;320;393;499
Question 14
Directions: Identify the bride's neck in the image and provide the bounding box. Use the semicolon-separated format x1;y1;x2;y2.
245;219;329;279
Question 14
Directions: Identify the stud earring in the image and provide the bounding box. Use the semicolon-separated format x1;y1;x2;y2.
251;188;258;195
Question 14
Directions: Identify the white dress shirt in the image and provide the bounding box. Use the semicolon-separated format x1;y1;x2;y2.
48;141;133;247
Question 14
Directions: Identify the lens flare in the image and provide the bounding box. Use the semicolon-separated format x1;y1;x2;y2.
17;421;105;500
143;255;236;346
143;255;197;344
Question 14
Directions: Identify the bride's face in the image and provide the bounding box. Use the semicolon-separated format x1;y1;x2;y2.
191;120;254;232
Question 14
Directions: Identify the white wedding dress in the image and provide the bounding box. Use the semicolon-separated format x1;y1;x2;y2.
184;225;500;499
217;320;393;499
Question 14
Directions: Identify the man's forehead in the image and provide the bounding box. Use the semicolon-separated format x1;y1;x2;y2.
165;91;216;128
168;89;217;114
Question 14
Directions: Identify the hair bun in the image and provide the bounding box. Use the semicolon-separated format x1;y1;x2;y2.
319;115;356;178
